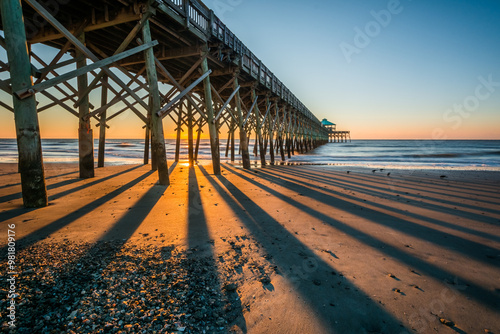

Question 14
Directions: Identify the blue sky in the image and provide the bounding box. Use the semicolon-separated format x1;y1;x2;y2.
0;0;499;139
202;0;500;139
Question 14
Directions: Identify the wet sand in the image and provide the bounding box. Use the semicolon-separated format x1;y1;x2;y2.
1;162;499;333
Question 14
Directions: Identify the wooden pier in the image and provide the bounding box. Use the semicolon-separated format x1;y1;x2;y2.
0;0;329;207
321;119;351;143
330;131;351;143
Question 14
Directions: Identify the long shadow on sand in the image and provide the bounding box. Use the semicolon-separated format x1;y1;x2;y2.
0;165;144;222
222;164;500;313
0;170;79;191
187;166;247;332
11;170;171;330
282;167;500;218
2;167;155;254
199;165;410;333
261;167;500;245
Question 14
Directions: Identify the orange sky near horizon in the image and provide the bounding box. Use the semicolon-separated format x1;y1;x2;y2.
0;106;498;140
1;1;500;141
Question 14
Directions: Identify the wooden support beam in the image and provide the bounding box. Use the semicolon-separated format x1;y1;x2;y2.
150;17;190;46
210;85;237;124
230;117;235;162
218;77;235;94
187;102;194;165
1;0;47;207
33;20;88;84
29;52;95;110
144;123;150;165
143;19;169;185
25;0;151;112
175;107;183;162
214;85;239;122
251;88;266;167
28;7;141;43
234;73;251;169
148;50;208;122
74;11;153;108
86;68;146;120
76;32;94;179
98;76;108;168
15;41;157;99
158;45;201;60
269;104;278;164
98;75;148;124
157;70;211;118
243;96;258;126
201;46;221;175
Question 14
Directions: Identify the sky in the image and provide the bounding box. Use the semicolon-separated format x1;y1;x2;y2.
1;0;499;139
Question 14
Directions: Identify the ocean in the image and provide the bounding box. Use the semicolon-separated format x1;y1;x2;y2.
0;139;499;170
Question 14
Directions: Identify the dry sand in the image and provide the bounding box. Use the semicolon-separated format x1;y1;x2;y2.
1;162;499;333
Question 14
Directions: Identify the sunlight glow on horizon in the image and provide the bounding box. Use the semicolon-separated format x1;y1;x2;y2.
1;0;499;140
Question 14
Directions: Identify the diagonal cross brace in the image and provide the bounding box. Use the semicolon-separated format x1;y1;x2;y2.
214;85;240;123
156;69;211;118
258;102;272;130
24;0;151;111
73;11;154;108
243;96;258;126
14;41;158;99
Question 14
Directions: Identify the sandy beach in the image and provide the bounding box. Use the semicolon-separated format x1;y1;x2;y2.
1;162;499;333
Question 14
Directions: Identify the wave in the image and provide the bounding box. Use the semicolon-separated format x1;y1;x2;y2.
114;142;137;148
406;151;500;159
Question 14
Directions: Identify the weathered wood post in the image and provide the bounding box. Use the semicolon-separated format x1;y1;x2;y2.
76;33;95;179
228;117;235;162
225;131;231;157
233;73;251;169
253;132;258;157
174;105;183;162
255;95;270;168
143;19;169;185
268;103;277;165
194;127;202;161
286;109;292;159
1;0;47;207
279;106;286;162
200;46;221;175
187;102;194;165
97;76;108;168
144;124;150;164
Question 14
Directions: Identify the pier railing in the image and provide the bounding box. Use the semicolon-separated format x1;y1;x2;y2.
157;0;320;126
